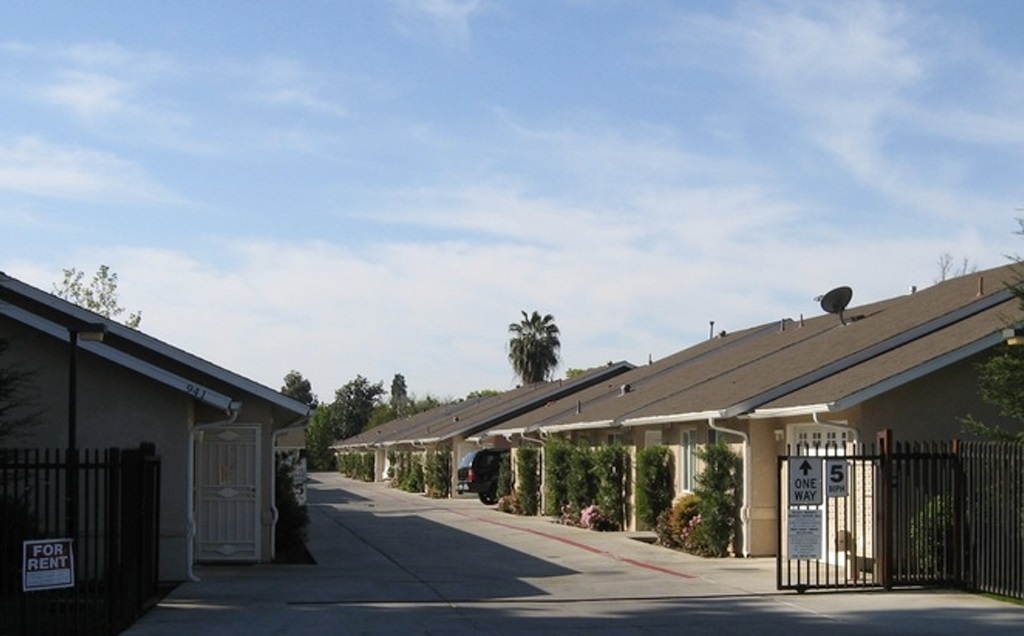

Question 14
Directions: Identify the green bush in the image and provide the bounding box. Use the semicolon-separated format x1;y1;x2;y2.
517;446;541;515
909;494;953;575
337;451;376;481
424;450;451;499
567;442;597;511
392;451;425;493
655;494;701;550
689;442;740;557
635;445;674;530
274;460;309;557
594;444;630;530
544;437;573;516
496;450;513;499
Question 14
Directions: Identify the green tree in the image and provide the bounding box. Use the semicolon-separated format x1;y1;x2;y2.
962;343;1024;442
281;370;318;409
304;404;338;471
0;337;39;441
961;229;1024;443
53;265;142;328
465;389;500;400
390;373;410;416
507;310;561;385
332;375;385;440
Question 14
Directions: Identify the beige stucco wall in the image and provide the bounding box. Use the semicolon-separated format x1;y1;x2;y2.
2;318;291;581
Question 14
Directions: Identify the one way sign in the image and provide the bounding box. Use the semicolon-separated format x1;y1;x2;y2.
788;457;823;506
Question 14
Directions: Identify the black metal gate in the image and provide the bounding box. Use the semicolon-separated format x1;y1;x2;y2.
0;444;161;636
777;439;882;592
778;431;1024;600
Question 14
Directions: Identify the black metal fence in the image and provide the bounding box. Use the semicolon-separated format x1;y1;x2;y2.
0;444;161;636
960;441;1023;599
778;434;1024;601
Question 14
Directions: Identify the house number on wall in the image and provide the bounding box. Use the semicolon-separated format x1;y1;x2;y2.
185;383;208;400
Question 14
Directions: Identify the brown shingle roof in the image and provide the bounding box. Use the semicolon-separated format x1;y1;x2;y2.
334;361;634;447
481;265;1024;435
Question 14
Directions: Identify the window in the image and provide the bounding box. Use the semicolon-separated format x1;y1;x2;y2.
643;429;663;447
679;429;698;493
791;424;851;454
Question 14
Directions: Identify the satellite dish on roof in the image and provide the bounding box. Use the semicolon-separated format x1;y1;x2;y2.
820;286;853;325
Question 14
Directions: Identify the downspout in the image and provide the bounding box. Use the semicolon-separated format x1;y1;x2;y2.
708;416;751;558
270;413;309;562
187;402;241;582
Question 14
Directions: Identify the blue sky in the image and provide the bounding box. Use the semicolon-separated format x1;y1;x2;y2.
2;1;1023;401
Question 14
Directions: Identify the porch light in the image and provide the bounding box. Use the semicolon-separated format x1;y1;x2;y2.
1002;327;1024;346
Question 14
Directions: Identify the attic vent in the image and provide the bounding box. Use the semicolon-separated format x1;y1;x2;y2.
619;383;632;396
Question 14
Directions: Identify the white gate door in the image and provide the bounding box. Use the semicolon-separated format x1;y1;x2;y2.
195;426;260;562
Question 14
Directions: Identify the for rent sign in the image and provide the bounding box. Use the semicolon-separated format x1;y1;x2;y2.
22;538;75;592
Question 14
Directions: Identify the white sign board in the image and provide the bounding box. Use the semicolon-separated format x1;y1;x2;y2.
825;458;848;498
787;457;823;505
787;509;822;560
23;538;75;592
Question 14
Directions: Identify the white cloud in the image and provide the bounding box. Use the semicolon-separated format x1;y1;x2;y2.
43;70;132;119
244;57;349;119
389;0;487;46
0;136;173;203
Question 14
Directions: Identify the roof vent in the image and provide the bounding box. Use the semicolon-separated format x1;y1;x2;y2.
819;286;853;325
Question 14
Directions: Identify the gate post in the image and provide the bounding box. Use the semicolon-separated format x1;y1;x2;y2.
950;439;964;587
878;429;893;590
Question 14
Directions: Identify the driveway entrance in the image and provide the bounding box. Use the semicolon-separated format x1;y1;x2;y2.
125;473;1022;635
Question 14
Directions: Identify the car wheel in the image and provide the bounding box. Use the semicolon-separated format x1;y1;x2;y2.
478;492;497;505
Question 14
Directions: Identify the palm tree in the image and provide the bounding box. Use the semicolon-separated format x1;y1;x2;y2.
507;310;561;385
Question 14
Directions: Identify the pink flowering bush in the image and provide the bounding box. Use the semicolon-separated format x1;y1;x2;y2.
580;504;616;532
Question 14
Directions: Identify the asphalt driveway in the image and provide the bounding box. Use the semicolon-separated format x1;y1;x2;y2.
124;472;1023;635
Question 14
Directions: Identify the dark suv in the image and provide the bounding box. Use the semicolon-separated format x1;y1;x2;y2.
456;448;508;505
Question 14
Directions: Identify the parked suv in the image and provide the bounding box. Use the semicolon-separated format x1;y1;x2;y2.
456;448;509;505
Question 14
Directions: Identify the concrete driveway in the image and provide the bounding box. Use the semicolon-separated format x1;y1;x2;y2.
124;472;1022;635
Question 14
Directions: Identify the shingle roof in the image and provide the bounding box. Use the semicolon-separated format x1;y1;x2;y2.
478;265;1024;435
334;361;635;447
0;271;310;424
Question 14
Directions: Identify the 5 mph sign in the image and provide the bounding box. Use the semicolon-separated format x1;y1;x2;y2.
22;538;75;592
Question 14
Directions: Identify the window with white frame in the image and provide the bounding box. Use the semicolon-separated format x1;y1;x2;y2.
791;424;850;454
679;429;698;493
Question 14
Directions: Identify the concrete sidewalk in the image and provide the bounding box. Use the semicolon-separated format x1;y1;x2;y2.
124;474;1023;635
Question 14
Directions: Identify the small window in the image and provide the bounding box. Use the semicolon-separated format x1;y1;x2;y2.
643;429;663;448
679;429;698;492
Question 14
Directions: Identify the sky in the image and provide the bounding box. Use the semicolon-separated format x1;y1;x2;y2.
2;1;1023;403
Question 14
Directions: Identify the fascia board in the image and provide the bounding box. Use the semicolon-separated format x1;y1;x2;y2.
3;304;235;411
620;410;725;427
1;276;308;417
747;404;834;419
538;420;615;433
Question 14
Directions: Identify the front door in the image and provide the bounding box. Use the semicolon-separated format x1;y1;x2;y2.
195;425;260;562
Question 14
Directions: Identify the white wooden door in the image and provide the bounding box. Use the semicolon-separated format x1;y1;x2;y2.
195;426;260;562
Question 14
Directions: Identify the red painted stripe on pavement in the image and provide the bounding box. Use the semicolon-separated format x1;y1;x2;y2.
452;508;696;580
